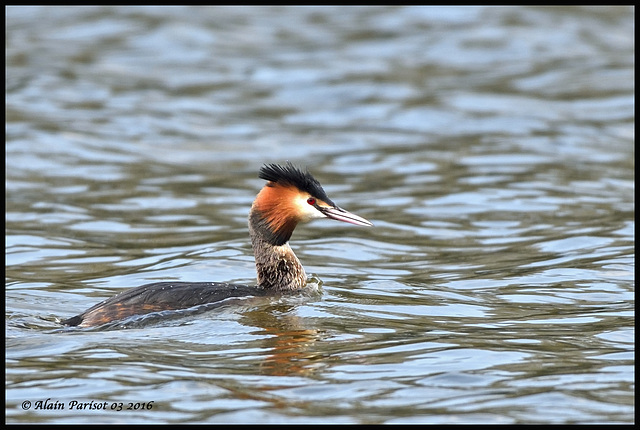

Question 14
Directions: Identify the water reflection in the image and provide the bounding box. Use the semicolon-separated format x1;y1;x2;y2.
242;305;323;377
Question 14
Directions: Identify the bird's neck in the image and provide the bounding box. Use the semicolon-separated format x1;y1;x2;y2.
248;207;307;291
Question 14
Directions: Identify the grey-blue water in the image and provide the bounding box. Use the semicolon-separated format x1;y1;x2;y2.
6;6;634;424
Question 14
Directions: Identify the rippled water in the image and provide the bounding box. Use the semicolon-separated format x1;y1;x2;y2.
6;6;634;424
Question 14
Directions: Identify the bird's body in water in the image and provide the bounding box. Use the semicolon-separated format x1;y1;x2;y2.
62;163;372;327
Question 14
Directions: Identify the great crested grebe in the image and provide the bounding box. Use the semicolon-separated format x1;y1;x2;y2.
63;163;373;327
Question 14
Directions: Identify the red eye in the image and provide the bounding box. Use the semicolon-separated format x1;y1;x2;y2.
307;197;316;206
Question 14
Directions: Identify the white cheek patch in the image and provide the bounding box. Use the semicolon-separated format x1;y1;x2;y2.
295;195;327;222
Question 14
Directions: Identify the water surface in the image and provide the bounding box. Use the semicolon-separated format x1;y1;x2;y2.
6;6;634;424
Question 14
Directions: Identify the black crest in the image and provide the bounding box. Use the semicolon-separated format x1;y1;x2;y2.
259;162;334;205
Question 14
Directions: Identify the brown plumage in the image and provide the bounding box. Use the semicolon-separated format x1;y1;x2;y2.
63;162;372;328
